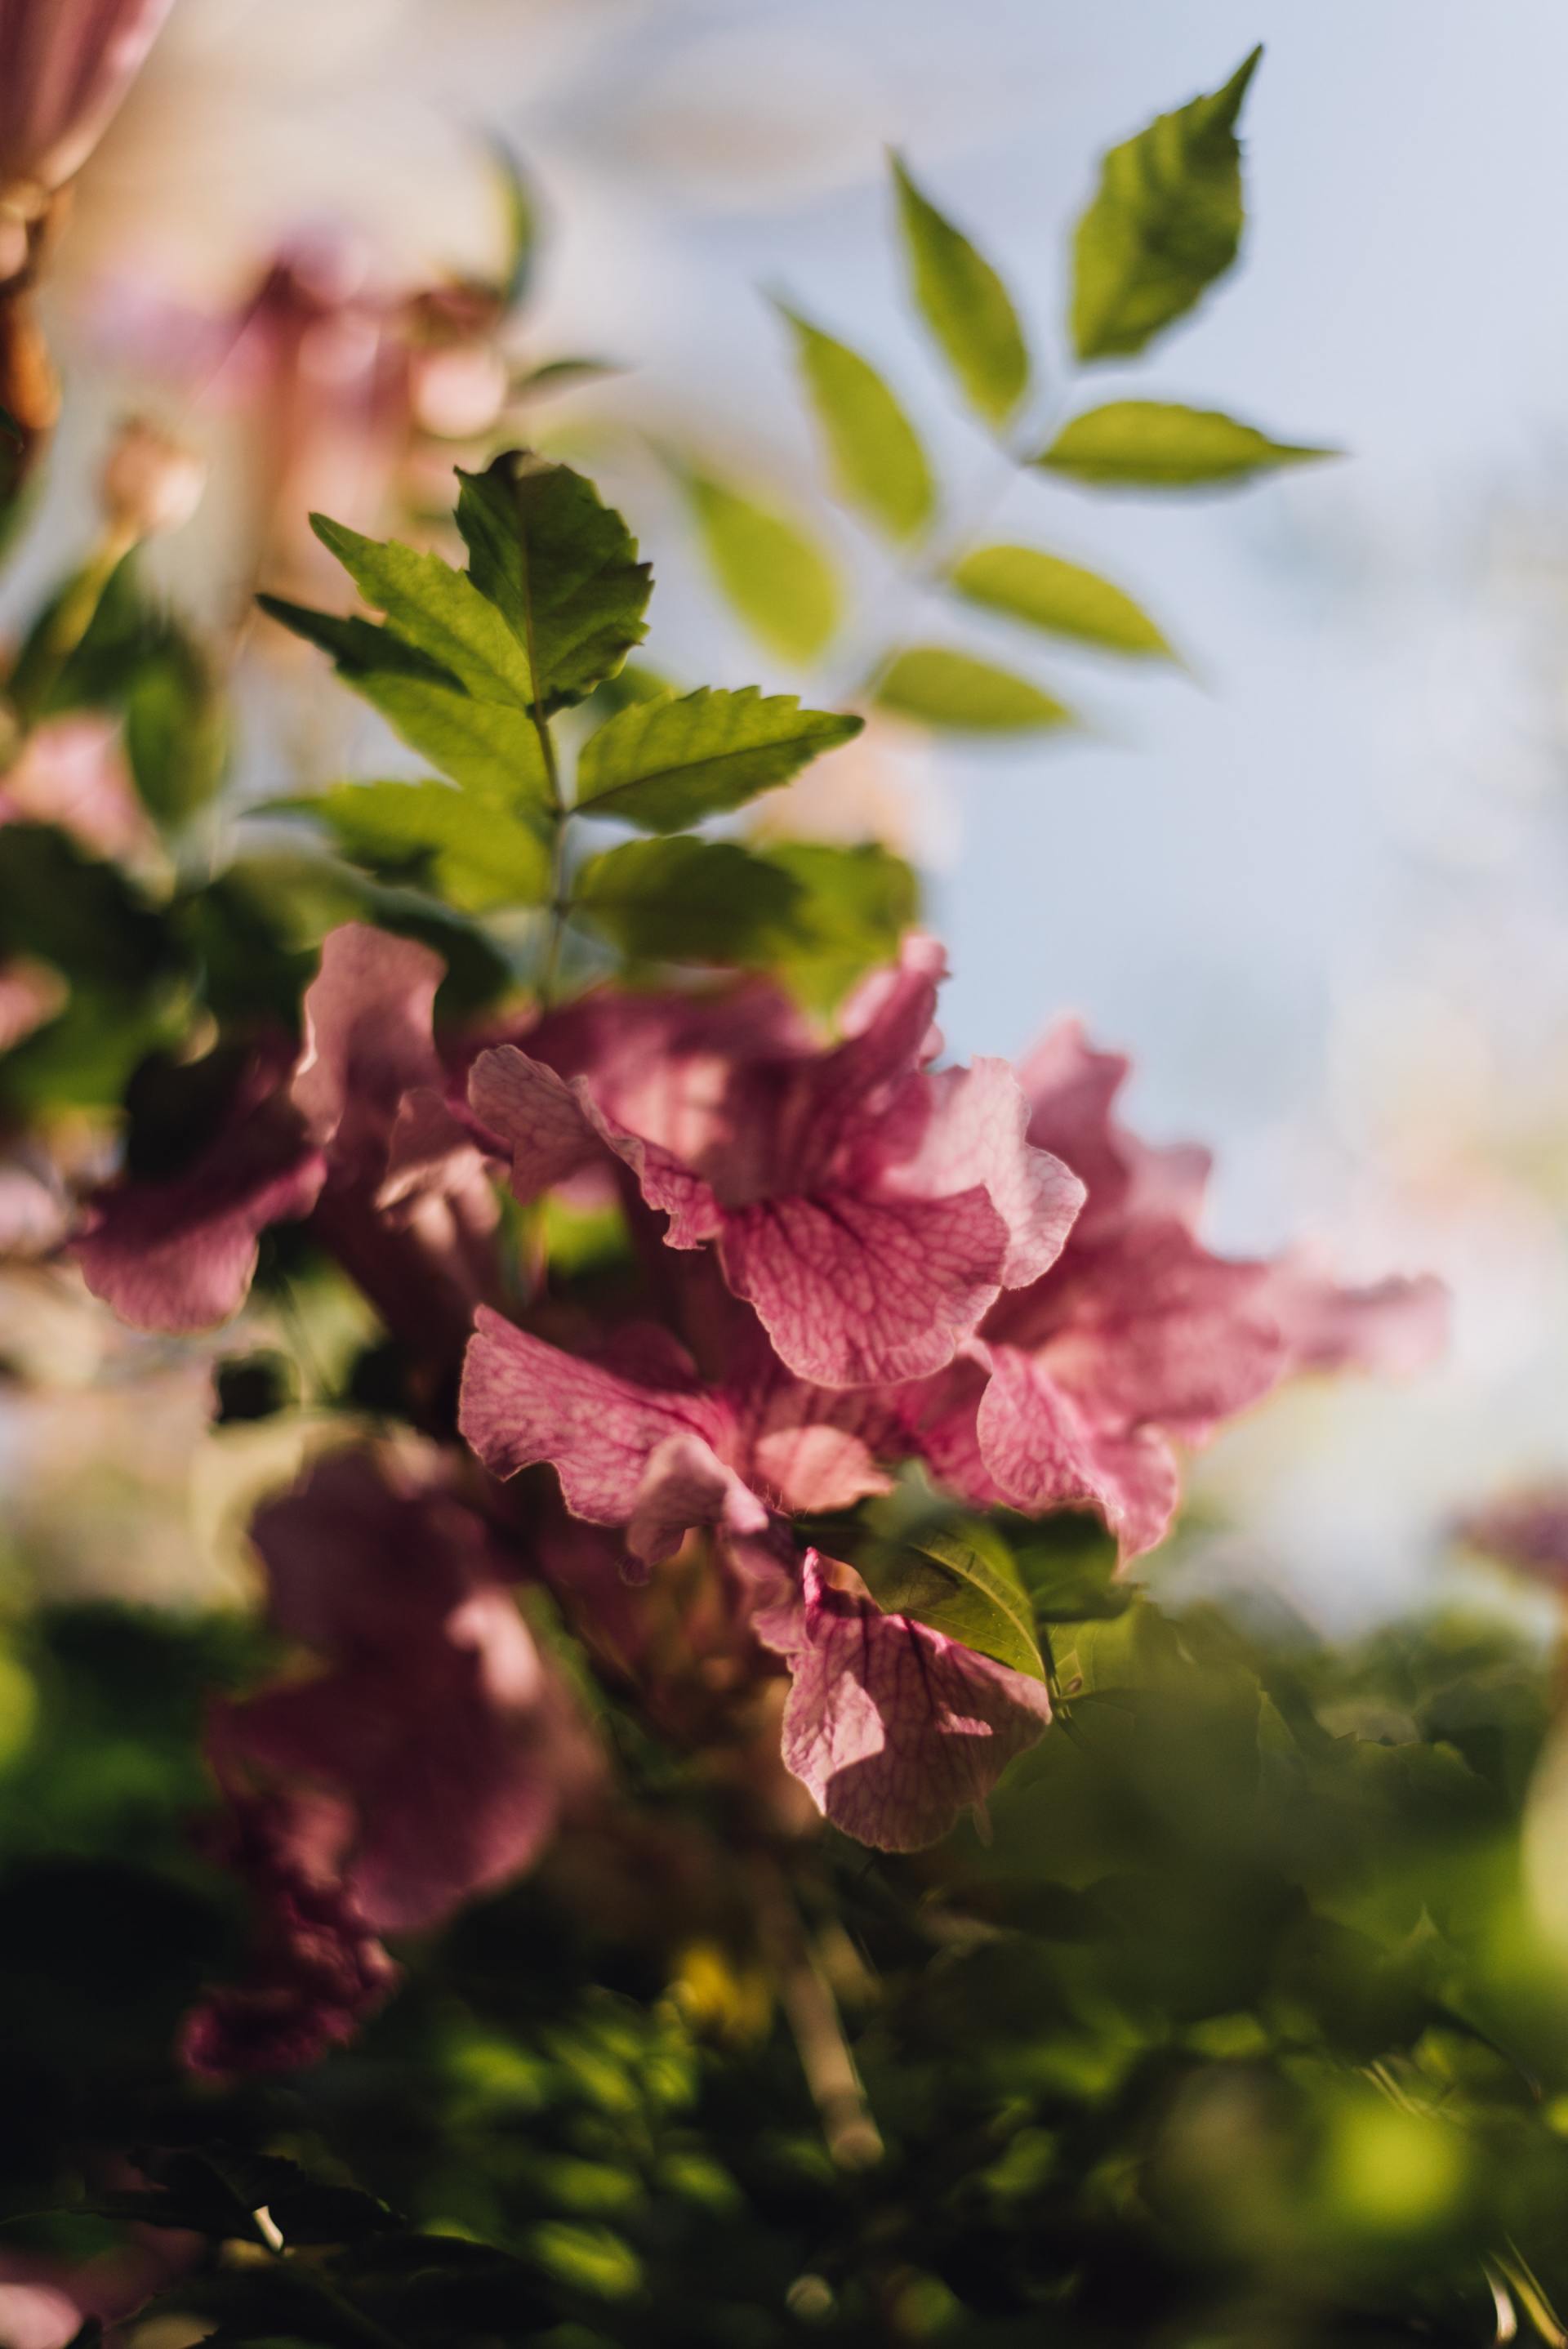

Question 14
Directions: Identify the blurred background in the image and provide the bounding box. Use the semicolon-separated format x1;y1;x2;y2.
9;0;1568;1618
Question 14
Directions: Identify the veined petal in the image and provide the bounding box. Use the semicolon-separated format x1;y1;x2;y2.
977;1345;1180;1560
719;1183;1010;1388
755;1549;1052;1850
461;1307;731;1528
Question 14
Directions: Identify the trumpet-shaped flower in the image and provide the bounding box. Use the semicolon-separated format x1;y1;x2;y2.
467;938;1085;1389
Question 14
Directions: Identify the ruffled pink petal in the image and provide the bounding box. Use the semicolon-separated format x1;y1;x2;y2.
876;1055;1085;1288
755;1549;1052;1850
626;1429;769;1567
1264;1256;1449;1378
977;1346;1182;1560
74;1120;325;1333
292;924;447;1186
996;1221;1288;1439
1018;1017;1209;1240
377;1084;492;1212
468;1044;604;1199
719;1183;1010;1388
461;1306;734;1531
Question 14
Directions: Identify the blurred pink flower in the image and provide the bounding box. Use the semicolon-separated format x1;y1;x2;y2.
902;1022;1447;1560
0;714;150;860
0;0;175;223
75;922;497;1346
1457;1487;1568;1591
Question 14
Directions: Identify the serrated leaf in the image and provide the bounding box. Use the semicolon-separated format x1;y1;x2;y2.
775;303;934;543
684;470;840;665
760;840;919;1010
891;154;1029;426
1036;401;1334;488
858;1524;1046;1682
454;452;651;711
1072;47;1261;362
267;779;551;911
951;544;1173;658
875;646;1072;733
310;515;537;706
577;687;861;833
260;592;548;812
575;836;803;966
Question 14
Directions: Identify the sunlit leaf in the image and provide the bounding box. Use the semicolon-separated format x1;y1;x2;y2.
576;687;861;833
455;452;652;712
683;470;841;665
351;671;549;809
875;645;1072;732
310;515;537;707
774;301;934;542
513;357;621;399
1035;401;1334;488
267;778;551;911
260;591;548;810
574;836;803;965
891;153;1029;426
858;1524;1046;1682
1071;47;1261;362
951;544;1173;657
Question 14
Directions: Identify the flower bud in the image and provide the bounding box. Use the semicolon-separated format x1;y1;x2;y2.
98;415;205;541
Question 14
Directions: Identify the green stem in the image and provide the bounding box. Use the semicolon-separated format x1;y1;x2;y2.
514;497;575;1005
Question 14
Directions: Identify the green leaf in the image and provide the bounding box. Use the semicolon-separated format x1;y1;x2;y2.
490;138;537;309
875;646;1072;733
124;630;228;827
514;356;621;400
951;544;1173;658
858;1524;1046;1682
268;779;551;912
454;452;652;711
259;593;548;812
576;687;861;833
774;303;934;542
0;401;20;448
760;840;919;1010
1071;47;1262;363
310;515;537;706
256;591;456;684
1035;401;1334;489
683;471;841;666
351;671;549;810
574;836;803;966
891;153;1029;426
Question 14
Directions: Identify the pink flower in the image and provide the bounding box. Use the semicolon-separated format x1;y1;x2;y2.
467;939;1085;1388
754;1550;1053;1850
74;922;494;1338
0;0;174;212
206;1446;602;1940
180;1785;399;2079
902;1021;1446;1560
460;1287;894;1572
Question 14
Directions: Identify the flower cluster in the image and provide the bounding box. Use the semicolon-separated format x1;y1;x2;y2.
69;920;1441;2063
